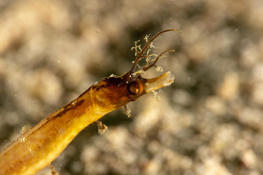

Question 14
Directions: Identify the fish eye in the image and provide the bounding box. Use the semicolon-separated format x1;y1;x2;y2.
127;81;142;95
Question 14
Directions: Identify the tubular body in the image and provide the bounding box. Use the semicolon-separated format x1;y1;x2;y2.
0;29;176;175
0;87;113;175
0;71;174;175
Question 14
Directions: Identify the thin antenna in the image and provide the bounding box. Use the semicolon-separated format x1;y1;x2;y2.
143;49;175;71
129;29;177;73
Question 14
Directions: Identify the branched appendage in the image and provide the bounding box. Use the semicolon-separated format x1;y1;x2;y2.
145;49;158;64
128;29;177;77
49;164;59;175
144;34;150;43
152;90;161;101
123;105;132;118
131;40;142;56
143;49;175;71
96;121;108;135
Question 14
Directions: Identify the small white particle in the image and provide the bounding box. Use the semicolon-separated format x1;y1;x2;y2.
19;137;26;143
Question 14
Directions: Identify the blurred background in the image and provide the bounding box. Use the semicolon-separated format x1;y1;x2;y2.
0;0;263;174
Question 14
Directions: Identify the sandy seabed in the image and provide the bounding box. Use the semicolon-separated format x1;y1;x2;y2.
0;0;263;175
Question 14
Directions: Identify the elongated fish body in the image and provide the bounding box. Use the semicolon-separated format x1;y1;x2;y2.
0;29;176;175
0;86;112;175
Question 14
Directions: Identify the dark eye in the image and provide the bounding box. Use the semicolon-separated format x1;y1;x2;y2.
127;81;141;95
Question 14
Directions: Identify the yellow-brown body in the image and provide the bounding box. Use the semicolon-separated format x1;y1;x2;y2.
0;86;115;175
0;29;175;175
